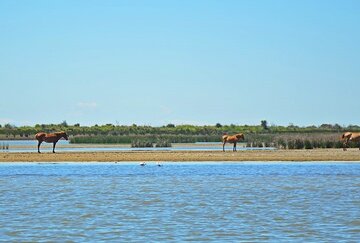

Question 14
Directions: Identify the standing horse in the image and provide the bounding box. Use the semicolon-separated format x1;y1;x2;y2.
35;131;68;153
222;133;245;152
341;132;360;151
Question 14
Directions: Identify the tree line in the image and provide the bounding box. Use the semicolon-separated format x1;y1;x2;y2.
0;121;358;140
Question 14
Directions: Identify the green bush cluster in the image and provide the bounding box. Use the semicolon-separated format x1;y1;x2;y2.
244;133;349;149
274;139;344;149
155;140;172;148
246;134;352;150
131;140;154;148
71;136;131;144
69;133;354;150
1;121;360;139
70;135;219;144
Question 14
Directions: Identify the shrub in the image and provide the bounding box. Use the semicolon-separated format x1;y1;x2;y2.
304;140;313;149
311;140;321;149
131;140;153;148
325;141;334;148
335;141;343;149
288;140;295;149
155;140;172;147
294;139;304;149
251;141;262;147
276;139;287;149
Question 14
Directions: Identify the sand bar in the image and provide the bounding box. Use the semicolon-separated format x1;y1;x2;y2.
1;149;360;162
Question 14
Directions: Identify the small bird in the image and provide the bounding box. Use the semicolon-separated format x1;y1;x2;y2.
157;162;162;167
140;162;146;166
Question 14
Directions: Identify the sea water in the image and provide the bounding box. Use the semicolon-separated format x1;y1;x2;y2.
0;162;359;242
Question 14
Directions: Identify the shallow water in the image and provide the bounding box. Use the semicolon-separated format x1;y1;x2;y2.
0;140;274;152
0;162;359;242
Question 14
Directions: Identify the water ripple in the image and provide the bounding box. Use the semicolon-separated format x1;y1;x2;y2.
0;162;359;242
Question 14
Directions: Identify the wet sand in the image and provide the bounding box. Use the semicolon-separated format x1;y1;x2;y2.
1;149;360;162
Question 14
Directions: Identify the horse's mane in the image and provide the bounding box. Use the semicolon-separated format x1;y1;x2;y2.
54;131;66;135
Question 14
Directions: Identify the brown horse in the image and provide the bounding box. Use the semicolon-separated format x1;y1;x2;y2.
341;132;360;151
35;131;68;153
222;133;245;152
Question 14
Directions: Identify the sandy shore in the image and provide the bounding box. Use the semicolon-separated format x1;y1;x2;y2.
1;149;360;162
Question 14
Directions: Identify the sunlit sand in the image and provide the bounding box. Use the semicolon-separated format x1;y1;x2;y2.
1;149;360;162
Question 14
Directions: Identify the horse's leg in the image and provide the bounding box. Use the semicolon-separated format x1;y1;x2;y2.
233;142;237;152
37;141;42;153
53;142;57;153
343;137;350;151
223;141;226;152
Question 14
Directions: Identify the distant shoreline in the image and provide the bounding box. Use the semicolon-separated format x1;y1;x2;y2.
1;149;360;162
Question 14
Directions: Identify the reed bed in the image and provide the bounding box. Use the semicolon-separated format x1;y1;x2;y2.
155;140;172;148
69;133;357;150
70;135;219;144
131;140;154;148
245;133;349;149
130;139;172;148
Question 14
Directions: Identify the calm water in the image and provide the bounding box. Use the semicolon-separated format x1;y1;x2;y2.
0;140;274;152
0;162;359;242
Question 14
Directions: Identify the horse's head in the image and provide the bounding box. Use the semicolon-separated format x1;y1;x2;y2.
236;133;245;140
61;131;68;140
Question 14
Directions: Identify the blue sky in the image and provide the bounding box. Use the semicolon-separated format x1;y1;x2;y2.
0;0;359;126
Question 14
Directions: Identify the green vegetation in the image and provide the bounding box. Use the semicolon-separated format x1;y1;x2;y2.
131;140;154;148
1;121;357;139
155;140;172;148
245;133;347;149
70;135;219;144
0;121;359;149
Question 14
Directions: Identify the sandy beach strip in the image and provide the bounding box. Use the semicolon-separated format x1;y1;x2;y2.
1;149;360;162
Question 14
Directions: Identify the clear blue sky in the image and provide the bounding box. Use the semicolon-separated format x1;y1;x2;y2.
1;0;359;127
